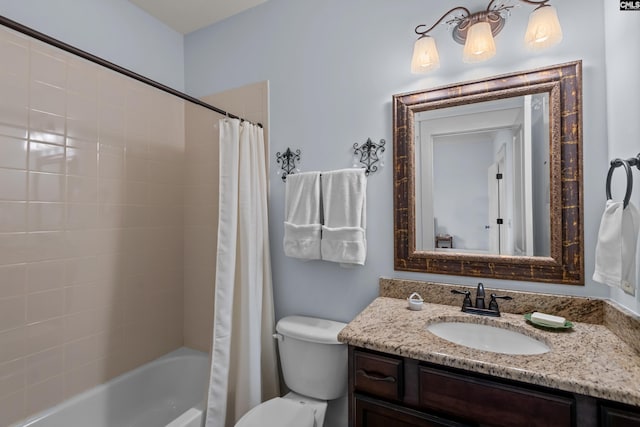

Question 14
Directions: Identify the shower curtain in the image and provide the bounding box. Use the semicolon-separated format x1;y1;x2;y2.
205;118;280;427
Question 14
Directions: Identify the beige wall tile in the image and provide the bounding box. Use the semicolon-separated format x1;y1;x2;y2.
27;202;65;232
66;146;98;178
0;232;29;266
0;168;27;200
65;359;108;398
26;289;64;324
0;32;28;78
26;259;66;293
30;49;66;90
0;263;26;298
27;231;66;262
0;326;26;364
26;318;63;355
25;374;65;415
25;346;64;386
0;201;27;232
0;389;26;427
0;24;189;424
0;295;25;331
67;59;98;97
64;335;99;371
0;135;27;170
0;358;25;399
29;110;65;141
28;172;65;203
30;81;65;117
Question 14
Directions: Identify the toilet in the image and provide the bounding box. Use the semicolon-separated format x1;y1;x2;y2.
235;315;347;427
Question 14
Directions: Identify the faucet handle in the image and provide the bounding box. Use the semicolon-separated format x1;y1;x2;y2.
488;294;513;313
451;289;472;309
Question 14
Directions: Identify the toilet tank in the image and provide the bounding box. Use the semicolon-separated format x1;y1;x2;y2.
275;315;347;400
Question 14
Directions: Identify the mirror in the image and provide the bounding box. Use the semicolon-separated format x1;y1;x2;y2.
393;61;584;285
415;93;550;256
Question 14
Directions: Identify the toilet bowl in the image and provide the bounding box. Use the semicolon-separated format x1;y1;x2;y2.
235;392;327;427
234;315;347;427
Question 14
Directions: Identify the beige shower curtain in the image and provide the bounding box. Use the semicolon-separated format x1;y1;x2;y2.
205;118;280;427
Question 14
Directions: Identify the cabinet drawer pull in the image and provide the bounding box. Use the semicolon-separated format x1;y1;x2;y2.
356;369;397;383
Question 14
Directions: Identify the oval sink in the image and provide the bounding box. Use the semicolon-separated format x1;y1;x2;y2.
426;321;550;355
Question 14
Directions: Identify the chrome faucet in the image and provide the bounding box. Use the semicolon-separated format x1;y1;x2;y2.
451;283;512;317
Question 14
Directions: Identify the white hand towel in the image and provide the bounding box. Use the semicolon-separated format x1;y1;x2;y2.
321;168;367;265
283;172;322;260
593;200;640;295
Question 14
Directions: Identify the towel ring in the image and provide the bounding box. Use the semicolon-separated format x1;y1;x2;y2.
606;158;633;209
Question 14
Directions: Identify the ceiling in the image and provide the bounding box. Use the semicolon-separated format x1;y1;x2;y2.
129;0;267;34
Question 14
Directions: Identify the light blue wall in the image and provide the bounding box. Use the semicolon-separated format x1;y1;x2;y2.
185;0;617;322
1;0;634;319
604;6;640;314
0;0;185;91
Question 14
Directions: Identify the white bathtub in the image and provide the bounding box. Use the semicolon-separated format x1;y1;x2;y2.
16;347;209;427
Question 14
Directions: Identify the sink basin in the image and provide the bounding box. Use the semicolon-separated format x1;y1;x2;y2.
426;321;550;355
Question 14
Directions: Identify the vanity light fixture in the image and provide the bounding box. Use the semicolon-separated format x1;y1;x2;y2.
411;0;562;73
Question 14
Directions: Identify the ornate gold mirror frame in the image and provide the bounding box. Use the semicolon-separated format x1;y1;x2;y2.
393;61;583;284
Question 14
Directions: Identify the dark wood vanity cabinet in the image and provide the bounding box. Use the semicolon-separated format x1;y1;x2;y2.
348;346;640;427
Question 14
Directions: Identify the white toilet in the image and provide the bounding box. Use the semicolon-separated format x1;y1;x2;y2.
235;315;347;427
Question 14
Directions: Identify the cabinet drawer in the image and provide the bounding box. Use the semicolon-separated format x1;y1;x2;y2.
601;404;640;426
419;366;574;427
355;394;469;427
354;350;403;401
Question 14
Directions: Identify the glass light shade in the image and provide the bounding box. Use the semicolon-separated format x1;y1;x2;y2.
462;21;496;63
524;5;563;50
411;36;440;73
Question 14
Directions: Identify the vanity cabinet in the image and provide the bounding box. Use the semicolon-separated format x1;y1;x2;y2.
348;346;640;427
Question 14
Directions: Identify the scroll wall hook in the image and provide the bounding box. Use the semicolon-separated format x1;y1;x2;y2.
352;138;386;176
276;147;301;182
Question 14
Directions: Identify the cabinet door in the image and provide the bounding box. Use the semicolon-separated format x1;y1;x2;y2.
355;394;469;427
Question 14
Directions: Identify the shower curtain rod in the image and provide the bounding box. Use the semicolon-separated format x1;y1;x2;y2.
0;15;263;128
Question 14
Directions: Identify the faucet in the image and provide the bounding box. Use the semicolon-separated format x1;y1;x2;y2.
451;283;512;317
475;283;485;310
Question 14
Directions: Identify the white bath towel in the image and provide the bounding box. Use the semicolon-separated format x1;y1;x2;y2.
283;172;322;260
321;168;367;265
593;200;640;295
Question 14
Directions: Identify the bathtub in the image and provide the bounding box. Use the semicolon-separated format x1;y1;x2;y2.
16;347;209;427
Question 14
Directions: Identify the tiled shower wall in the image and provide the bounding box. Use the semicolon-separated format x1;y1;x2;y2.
183;82;269;352
0;26;185;425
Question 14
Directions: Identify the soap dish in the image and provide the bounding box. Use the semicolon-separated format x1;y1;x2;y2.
524;313;574;330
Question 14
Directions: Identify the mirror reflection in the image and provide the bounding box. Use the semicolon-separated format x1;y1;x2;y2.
415;94;550;256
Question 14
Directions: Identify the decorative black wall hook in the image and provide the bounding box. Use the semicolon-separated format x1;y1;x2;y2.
353;138;386;175
276;148;301;182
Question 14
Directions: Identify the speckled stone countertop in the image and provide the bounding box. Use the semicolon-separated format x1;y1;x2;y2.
338;281;640;407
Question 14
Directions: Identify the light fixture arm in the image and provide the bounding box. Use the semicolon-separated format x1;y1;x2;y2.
415;6;470;37
517;0;552;10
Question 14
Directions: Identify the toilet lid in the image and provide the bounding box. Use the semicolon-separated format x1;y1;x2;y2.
235;397;316;427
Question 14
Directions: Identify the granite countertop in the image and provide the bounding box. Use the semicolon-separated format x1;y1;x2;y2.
338;296;640;406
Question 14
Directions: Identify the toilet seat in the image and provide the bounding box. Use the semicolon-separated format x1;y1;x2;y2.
235;397;316;427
